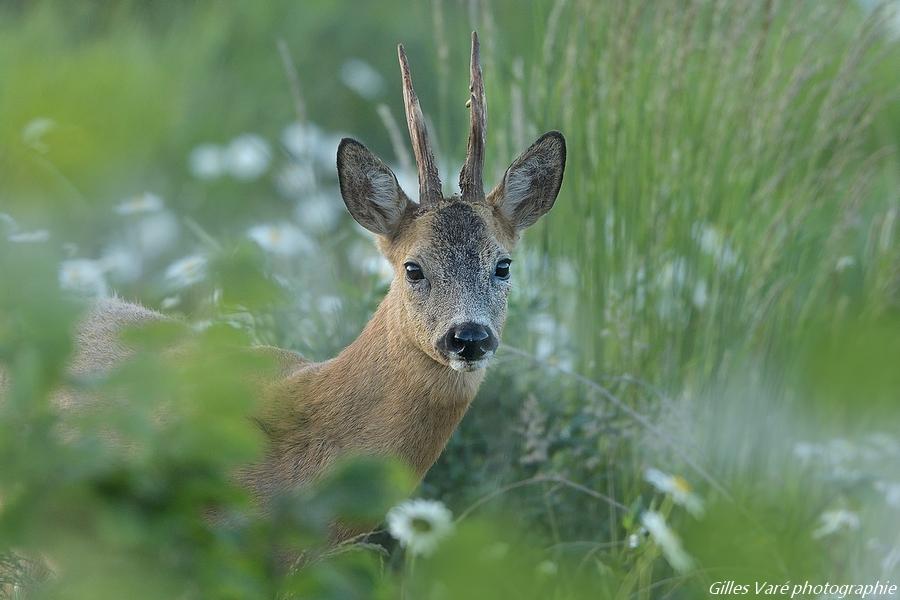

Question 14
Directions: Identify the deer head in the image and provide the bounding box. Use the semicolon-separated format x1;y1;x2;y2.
336;32;566;372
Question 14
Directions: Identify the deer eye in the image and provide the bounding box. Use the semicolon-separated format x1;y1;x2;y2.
494;259;511;280
404;262;425;282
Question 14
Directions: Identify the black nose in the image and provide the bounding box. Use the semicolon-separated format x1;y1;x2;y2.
440;323;498;361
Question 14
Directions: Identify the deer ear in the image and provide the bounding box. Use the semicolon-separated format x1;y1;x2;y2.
490;131;566;230
337;138;410;236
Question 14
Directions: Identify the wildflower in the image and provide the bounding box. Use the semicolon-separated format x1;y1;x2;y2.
386;499;454;557
295;191;342;233
313;133;345;169
534;338;555;362
100;246;142;282
692;223;739;269
115;192;164;215
535;560;558;577
641;511;695;573
0;212;17;233
191;319;213;332
340;58;385;99
692;280;708;309
22;117;55;153
1;213;49;243
557;258;578;287
793;441;820;463
644;468;705;517
164;255;207;288
529;313;560;338
867;433;900;458
225;134;270;180
835;256;856;272
8;229;50;243
317;295;342;314
282;122;342;170
247;223;313;256
281;121;319;157
874;481;900;509
812;509;860;539
59;259;108;298
658;257;688;289
189;144;225;180
133;212;180;258
276;163;317;198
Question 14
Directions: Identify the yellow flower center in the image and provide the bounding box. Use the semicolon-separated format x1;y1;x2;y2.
672;475;691;494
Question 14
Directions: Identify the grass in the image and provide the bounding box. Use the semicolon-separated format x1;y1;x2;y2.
1;0;899;598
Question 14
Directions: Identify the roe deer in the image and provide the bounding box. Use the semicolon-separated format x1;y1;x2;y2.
37;32;565;541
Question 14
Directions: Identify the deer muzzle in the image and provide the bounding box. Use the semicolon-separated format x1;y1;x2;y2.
439;322;498;368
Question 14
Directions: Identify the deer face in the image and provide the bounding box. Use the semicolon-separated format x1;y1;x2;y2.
336;132;565;371
335;32;565;371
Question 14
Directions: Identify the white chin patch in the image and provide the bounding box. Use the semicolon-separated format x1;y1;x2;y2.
448;355;493;372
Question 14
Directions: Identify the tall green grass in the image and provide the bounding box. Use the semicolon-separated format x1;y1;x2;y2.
490;0;899;383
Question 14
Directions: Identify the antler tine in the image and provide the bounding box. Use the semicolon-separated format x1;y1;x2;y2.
397;43;442;206
459;31;486;201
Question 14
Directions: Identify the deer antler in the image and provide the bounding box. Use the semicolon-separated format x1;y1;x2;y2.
459;31;486;201
398;43;442;206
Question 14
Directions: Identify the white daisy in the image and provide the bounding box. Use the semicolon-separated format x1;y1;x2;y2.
641;510;695;574
812;509;860;539
59;259;108;298
0;213;49;243
644;468;705;518
386;499;454;557
295;191;342;233
874;481;900;509
529;313;561;338
115;192;164;215
868;433;900;457
100;245;143;282
164;255;207;288
281;121;319;157
340;58;385;99
276;163;317;198
793;441;820;463
0;212;17;233
317;295;342;314
658;257;688;290
189;144;225;180
22;117;55;153
8;229;50;243
247;223;313;256
535;560;558;577
133;211;180;258
835;255;856;272
692;279;708;309
311;131;344;170
692;223;739;269
225;134;270;180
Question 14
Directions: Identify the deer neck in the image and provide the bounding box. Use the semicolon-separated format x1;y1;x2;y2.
280;286;485;479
